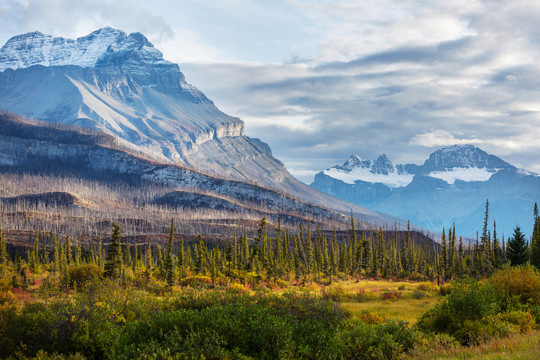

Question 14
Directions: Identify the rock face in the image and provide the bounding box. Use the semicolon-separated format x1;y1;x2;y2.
421;145;510;173
0;28;392;223
311;145;540;236
0;112;396;227
0;27;244;165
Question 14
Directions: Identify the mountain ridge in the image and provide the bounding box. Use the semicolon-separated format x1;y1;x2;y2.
311;144;539;236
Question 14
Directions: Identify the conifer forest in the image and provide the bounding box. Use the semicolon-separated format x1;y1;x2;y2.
1;200;540;359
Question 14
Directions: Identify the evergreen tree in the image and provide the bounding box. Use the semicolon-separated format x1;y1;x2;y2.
165;218;175;288
104;223;123;279
75;243;82;266
0;230;7;271
178;237;186;280
441;228;447;277
65;235;72;266
530;203;540;269
506;226;529;266
492;221;503;269
480;199;491;273
52;235;60;274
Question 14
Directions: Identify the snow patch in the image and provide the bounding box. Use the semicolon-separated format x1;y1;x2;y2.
324;167;414;188
428;167;497;184
517;168;539;177
0;27;170;71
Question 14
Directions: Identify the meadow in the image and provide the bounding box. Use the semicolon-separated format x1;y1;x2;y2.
1;217;540;359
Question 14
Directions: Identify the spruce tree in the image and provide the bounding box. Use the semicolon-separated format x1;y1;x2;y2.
178;237;186;281
0;230;7;271
104;223;123;279
75;243;82;266
506;226;529;266
165;218;175;288
530;203;540;269
52;235;60;274
98;236;103;269
492;221;503;269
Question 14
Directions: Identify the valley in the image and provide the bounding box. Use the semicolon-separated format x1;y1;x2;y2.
0;24;539;360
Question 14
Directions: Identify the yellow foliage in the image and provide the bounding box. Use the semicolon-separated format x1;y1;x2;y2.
489;265;540;305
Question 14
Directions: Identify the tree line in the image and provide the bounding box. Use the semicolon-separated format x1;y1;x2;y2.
1;200;539;288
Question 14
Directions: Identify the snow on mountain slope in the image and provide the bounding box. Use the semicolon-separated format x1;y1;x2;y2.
0;28;242;164
0;28;396;225
0;27;168;71
428;167;499;184
323;154;414;188
311;145;539;236
324;167;414;188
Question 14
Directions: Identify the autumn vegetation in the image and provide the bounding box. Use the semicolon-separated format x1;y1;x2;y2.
0;201;540;359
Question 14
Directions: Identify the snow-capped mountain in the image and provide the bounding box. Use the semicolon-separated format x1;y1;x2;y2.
0;27;169;71
324;154;415;189
312;145;540;236
0;28;243;165
0;28;397;225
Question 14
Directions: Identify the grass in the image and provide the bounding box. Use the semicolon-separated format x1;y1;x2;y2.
341;297;440;324
319;279;442;324
408;331;540;360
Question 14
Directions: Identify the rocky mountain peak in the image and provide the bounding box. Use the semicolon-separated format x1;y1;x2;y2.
423;144;510;171
0;27;170;72
342;154;365;169
372;154;394;175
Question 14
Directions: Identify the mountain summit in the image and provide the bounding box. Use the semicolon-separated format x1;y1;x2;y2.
0;27;169;71
0;28;395;225
0;27;243;167
312;145;539;236
422;144;511;172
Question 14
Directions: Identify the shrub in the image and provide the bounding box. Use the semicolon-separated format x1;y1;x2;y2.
321;285;347;301
417;282;438;293
411;290;427;299
492;310;536;333
397;284;406;291
529;304;540;327
414;332;459;353
439;284;452;296
416;278;505;345
358;311;384;325
180;275;213;288
0;290;16;307
381;291;402;301
117;304;296;360
489;264;540;305
227;282;246;294
68;264;102;288
339;319;418;360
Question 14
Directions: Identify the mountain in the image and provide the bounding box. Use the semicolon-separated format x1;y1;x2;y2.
311;145;540;236
0;28;398;231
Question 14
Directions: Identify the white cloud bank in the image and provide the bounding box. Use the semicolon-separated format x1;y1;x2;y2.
1;0;540;182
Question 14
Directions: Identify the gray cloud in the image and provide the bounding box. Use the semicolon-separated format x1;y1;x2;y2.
2;0;540;181
0;0;174;46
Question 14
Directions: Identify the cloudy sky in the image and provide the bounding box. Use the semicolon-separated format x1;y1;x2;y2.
1;0;540;182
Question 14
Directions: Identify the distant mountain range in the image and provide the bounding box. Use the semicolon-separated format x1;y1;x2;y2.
0;27;398;232
311;145;540;236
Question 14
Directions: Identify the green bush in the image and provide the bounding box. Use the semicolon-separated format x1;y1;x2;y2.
416;278;505;345
117;304;295;360
489;265;540;306
492;310;536;333
411;290;427;299
417;282;438;293
338;319;418;360
68;264;102;288
439;284;451;296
